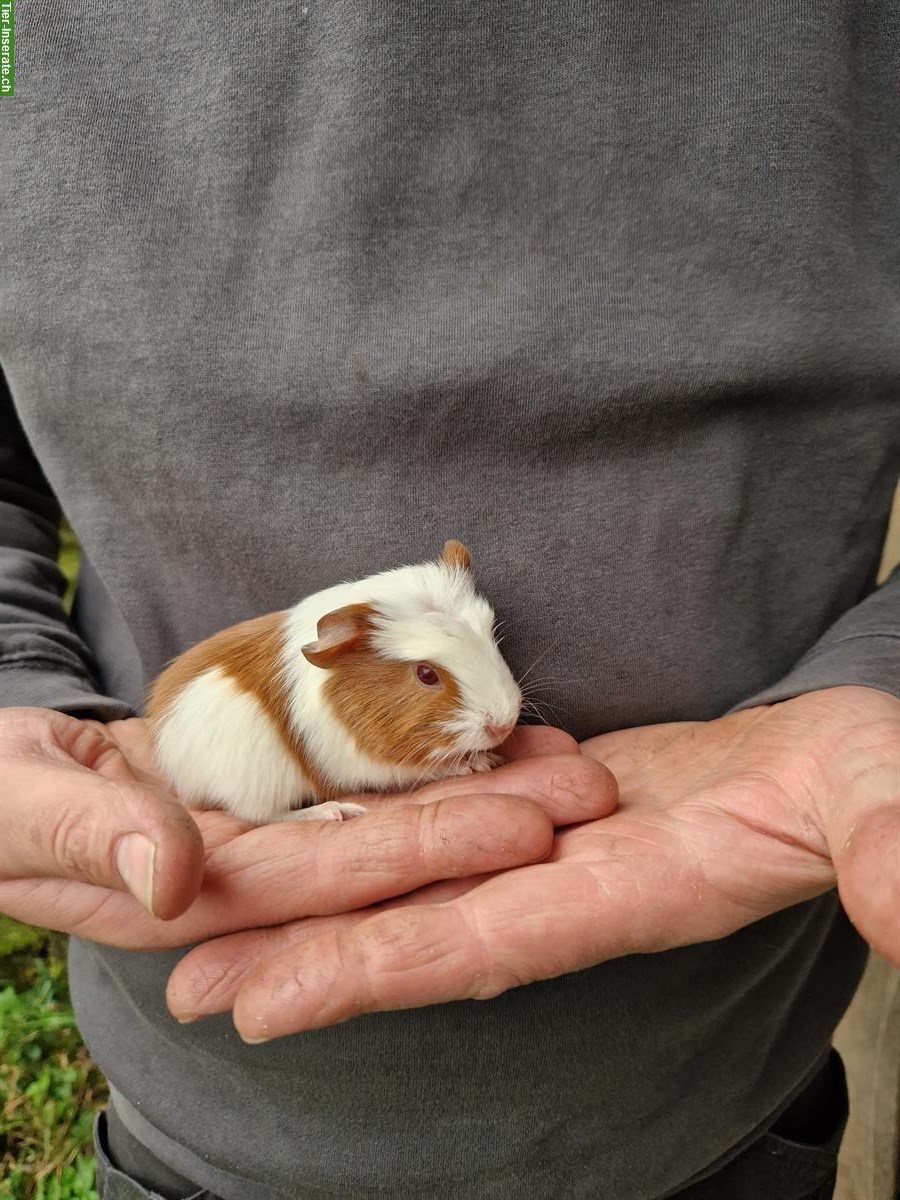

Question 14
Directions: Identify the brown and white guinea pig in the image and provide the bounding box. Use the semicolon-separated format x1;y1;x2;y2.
146;540;523;824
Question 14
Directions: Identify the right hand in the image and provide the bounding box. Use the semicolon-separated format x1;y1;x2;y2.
0;708;617;950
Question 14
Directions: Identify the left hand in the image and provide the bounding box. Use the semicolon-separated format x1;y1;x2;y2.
166;685;900;1042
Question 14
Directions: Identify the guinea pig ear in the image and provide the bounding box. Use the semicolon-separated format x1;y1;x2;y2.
301;603;375;668
440;539;472;572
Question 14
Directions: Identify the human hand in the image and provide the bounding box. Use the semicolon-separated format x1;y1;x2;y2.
167;686;899;1042
0;709;616;952
0;708;205;925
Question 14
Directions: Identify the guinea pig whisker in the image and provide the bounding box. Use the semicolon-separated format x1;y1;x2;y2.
519;694;576;718
516;633;566;688
532;692;574;715
398;737;438;771
518;677;587;697
538;706;573;725
520;677;587;688
394;736;434;769
519;704;549;726
518;677;585;715
403;755;444;795
518;700;554;724
521;695;573;724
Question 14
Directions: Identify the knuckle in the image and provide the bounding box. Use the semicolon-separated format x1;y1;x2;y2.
418;800;452;861
65;721;107;763
0;706;70;749
305;810;423;901
421;799;505;871
470;964;529;1000
345;814;422;876
455;907;525;1001
49;717;116;770
181;954;250;1008
50;803;103;880
362;909;444;976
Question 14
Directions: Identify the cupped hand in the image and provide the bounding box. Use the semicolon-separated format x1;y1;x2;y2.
167;686;899;1043
0;709;616;951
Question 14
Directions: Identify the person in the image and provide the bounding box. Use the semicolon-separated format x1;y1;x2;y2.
2;4;898;1198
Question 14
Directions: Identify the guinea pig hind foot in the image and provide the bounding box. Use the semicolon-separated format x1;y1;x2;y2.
282;801;368;823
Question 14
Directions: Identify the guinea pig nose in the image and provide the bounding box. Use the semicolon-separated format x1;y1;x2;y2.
485;721;516;743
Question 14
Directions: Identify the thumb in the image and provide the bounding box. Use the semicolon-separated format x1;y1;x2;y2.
834;804;900;968
2;717;204;920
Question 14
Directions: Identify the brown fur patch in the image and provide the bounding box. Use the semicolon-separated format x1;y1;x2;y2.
147;613;333;797
322;648;461;767
440;539;472;572
302;603;377;668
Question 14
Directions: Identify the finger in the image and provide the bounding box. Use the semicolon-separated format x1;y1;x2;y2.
230;866;594;1041
0;809;259;942
169;913;365;1020
1;788;540;952
834;805;900;967
228;797;840;1041
191;793;553;926
50;791;556;949
353;754;618;826
166;876;485;1020
39;750;614;946
2;718;204;919
229;839;687;1041
501;726;580;759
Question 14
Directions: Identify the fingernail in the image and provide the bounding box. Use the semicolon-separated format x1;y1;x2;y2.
238;1021;271;1045
115;833;157;916
175;1014;202;1024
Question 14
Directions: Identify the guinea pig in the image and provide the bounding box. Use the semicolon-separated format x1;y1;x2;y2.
146;540;523;824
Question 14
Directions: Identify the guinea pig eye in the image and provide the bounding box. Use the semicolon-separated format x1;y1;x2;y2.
415;663;441;688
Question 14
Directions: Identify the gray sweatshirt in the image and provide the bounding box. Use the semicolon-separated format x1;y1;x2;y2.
3;2;898;1197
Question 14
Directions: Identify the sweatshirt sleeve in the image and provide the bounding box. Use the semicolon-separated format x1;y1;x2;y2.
0;368;132;719
732;561;900;710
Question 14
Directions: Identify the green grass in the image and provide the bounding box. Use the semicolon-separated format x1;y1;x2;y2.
0;525;104;1199
58;525;80;613
0;919;106;1199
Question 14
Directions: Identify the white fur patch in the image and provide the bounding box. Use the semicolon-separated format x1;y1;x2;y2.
152;667;312;823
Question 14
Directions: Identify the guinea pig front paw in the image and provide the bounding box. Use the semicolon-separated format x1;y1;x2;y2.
468;751;506;773
283;801;368;823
